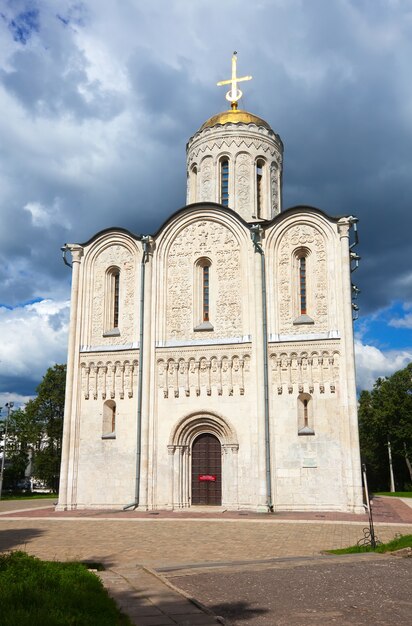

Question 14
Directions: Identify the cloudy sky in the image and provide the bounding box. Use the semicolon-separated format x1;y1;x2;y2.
1;0;412;406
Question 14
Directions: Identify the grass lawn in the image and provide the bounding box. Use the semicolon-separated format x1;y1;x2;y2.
374;491;412;498
0;493;57;500
0;552;132;626
327;534;412;555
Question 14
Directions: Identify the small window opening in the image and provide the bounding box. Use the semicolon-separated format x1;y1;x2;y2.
102;400;116;438
221;159;229;206
299;256;306;315
203;265;209;321
113;271;120;328
303;399;309;428
190;165;197;203
256;160;264;217
298;393;315;435
194;258;213;331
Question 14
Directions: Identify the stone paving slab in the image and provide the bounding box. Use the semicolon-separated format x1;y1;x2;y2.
168;553;412;625
98;567;222;625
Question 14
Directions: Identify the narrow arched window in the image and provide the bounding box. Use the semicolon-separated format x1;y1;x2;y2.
190;165;197;203
104;267;121;335
298;393;315;435
220;159;229;206
113;270;120;327
102;400;116;438
203;264;210;321
256;159;264;218
299;256;307;315
194;258;213;331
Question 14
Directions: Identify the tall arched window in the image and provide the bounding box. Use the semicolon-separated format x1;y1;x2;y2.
202;264;210;321
256;159;265;218
190;165;198;203
104;267;120;334
299;256;307;315
102;400;116;438
293;250;313;325
220;158;229;206
194;258;213;330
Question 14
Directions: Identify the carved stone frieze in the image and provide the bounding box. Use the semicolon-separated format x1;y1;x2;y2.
269;345;340;395
80;355;138;400
156;348;251;398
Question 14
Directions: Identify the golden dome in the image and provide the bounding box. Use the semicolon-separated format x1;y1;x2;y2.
200;109;271;131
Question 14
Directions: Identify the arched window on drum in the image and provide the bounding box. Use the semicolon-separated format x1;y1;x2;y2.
220;158;230;207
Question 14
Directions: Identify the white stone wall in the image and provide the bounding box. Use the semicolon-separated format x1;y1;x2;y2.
186;123;283;221
58;206;363;513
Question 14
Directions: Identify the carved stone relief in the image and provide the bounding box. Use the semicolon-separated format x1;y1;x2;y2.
200;156;214;202
277;224;328;334
166;220;242;340
91;244;136;345
270;162;280;215
235;153;252;220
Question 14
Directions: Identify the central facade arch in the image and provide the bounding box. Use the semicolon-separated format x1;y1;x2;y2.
168;411;239;509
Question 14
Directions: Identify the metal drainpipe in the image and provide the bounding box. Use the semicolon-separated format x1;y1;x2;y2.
251;225;273;512
124;236;150;510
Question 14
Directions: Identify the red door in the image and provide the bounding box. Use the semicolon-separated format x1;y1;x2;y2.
191;434;222;505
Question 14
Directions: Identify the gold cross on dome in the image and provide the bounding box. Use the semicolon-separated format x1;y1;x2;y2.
217;52;252;110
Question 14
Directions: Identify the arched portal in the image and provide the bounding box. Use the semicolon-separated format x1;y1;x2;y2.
168;411;239;509
191;433;222;505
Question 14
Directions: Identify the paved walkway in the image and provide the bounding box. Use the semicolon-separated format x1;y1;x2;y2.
0;498;411;625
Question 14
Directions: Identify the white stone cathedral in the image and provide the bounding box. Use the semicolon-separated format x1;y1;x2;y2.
57;55;364;513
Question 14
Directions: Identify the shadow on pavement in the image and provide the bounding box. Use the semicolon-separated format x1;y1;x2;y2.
0;528;45;552
98;568;241;625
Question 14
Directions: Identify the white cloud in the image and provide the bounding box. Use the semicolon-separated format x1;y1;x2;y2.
355;340;412;390
23;198;71;229
389;314;412;329
0;299;69;392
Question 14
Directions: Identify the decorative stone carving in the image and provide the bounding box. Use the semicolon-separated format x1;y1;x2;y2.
269;345;340;395
200;157;214;202
235;153;252;219
276;224;328;334
91;244;137;345
80;356;138;400
166;220;242;340
156;350;251;398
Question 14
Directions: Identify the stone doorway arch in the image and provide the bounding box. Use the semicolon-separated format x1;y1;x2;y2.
168;411;239;509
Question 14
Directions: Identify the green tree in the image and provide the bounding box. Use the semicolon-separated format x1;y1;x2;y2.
31;364;66;491
1;407;43;489
358;363;412;491
1;364;66;492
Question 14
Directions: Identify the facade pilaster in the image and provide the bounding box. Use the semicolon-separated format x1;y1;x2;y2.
140;239;154;509
252;238;269;509
56;245;83;511
338;219;363;512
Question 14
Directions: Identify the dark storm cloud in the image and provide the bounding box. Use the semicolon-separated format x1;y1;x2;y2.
0;0;411;401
